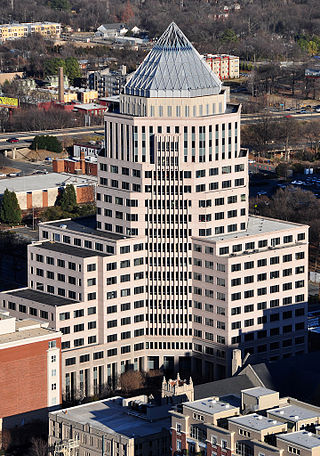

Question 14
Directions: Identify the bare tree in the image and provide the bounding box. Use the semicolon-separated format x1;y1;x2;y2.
119;370;145;394
29;437;48;456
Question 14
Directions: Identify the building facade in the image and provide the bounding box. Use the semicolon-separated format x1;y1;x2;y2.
88;66;128;97
48;395;171;456
0;22;61;43
205;54;240;80
0;23;308;396
0;173;96;210
0;311;61;430
171;386;320;456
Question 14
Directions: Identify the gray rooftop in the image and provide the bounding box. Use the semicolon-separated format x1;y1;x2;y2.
277;431;320;449
229;413;284;431
210;216;304;242
268;405;320;422
46;216;126;240
6;288;78;307
242;387;278;398
101;23;126;30
0;173;96;195
186;398;238;415
50;397;170;438
125;22;222;98
194;374;257;401
35;241;107;258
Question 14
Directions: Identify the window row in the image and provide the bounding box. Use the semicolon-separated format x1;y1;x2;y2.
62;335;97;352
231;301;305;316
100;164;141;178
199;194;246;207
227;254;305;270
219;236;305;256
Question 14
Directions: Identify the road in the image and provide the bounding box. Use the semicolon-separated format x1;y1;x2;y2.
0;111;317;150
0;125;104;151
241;111;320;124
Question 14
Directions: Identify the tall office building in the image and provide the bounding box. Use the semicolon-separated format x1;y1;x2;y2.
0;23;308;396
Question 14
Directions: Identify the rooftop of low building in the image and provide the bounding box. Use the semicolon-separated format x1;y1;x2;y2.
50;397;170;438
268;404;320;422
209;215;307;243
277;431;320;449
242;386;278;398
228;413;284;431
185;397;239;416
0;172;96;195
33;241;107;258
3;288;78;307
0;313;59;345
194;374;258;401
44;215;129;241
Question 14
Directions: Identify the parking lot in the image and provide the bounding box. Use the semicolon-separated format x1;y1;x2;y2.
250;171;320;199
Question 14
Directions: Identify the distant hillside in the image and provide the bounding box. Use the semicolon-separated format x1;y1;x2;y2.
1;0;320;61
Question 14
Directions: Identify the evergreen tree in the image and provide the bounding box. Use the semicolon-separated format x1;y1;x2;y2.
0;189;22;225
56;184;77;212
31;135;62;153
65;57;81;85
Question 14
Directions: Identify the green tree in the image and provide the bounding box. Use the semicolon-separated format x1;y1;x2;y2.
44;57;66;77
65;57;81;85
56;184;77;212
49;0;70;10
0;189;22;225
221;28;238;42
31;135;62;153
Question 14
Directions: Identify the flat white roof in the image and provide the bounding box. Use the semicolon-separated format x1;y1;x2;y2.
73;103;106;110
278;431;320;449
186;398;238;415
209;216;305;242
269;405;320;422
0;173;96;194
229;413;284;431
242;387;278;398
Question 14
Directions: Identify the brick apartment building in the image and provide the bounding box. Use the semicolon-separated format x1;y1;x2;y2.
0;22;309;396
171;386;320;456
0;311;61;431
205;54;240;79
53;152;98;177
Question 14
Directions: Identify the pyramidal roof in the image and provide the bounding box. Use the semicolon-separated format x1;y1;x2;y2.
124;22;222;98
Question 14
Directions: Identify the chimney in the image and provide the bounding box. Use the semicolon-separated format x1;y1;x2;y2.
58;66;64;103
80;150;86;174
231;349;242;376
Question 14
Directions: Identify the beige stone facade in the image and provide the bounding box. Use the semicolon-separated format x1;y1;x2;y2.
48;395;170;456
0;23;309;397
171;387;320;456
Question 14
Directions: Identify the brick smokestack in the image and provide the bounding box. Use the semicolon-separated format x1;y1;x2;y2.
80;150;86;174
58;66;64;103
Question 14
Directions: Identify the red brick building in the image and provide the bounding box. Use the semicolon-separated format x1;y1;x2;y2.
53;155;98;177
204;54;239;79
0;311;61;431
